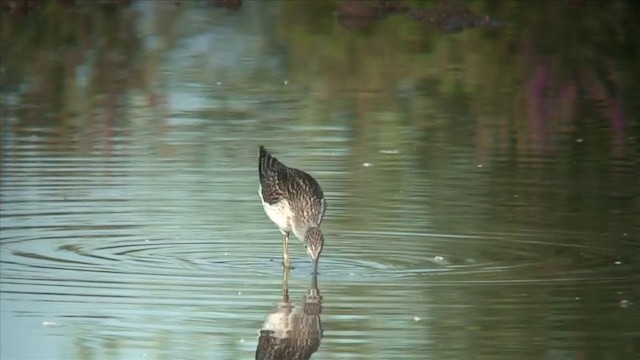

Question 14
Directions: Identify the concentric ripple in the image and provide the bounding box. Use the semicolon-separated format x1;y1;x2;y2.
1;213;633;295
1;127;638;360
312;229;633;286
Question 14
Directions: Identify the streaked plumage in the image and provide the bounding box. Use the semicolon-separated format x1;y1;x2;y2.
256;268;323;360
258;145;326;271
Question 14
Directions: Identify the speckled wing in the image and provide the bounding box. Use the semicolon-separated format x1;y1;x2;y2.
259;145;290;205
259;145;326;224
287;168;326;225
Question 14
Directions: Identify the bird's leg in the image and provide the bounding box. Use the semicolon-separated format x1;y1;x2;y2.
282;232;291;268
282;265;290;302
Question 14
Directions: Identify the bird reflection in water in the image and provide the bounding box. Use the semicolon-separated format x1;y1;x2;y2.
255;267;323;360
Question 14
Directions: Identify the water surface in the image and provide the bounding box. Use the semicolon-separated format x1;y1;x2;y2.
1;1;639;359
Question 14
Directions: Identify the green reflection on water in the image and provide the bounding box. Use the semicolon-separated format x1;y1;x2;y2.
1;1;638;360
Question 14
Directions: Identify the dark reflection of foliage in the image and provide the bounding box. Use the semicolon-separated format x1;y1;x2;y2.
0;0;133;17
335;0;410;30
334;0;508;32
276;0;638;234
1;1;143;128
206;0;243;11
278;0;639;139
407;0;509;33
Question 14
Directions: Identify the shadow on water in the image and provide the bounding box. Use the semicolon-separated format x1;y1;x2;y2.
256;267;323;360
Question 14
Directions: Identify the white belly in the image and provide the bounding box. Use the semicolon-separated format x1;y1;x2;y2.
259;187;293;234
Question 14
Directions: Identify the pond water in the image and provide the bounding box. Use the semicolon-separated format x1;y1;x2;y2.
1;1;638;359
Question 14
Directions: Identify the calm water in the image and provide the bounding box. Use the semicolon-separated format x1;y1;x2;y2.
1;1;639;359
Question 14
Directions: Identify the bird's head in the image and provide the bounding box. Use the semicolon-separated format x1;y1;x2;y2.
304;227;324;273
